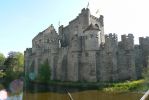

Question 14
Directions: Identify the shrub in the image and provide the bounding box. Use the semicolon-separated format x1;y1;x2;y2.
0;71;6;78
37;59;51;83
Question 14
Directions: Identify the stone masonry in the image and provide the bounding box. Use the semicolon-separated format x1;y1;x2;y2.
24;8;149;82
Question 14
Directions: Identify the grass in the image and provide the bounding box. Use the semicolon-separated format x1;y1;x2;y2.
102;79;146;93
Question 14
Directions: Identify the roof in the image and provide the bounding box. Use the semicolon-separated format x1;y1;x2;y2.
83;23;100;33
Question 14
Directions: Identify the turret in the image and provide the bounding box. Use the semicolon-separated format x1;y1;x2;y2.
83;23;101;51
120;34;134;50
139;36;149;68
104;33;118;52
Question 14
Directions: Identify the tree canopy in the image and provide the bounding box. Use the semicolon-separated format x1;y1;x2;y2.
4;51;24;68
0;53;5;65
3;52;24;85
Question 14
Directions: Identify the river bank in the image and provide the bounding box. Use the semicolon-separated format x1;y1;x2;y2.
25;79;148;93
0;79;146;100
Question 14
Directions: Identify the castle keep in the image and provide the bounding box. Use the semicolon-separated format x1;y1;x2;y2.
24;8;149;82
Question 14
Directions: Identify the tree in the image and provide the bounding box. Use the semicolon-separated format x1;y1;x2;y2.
3;51;24;85
4;51;24;71
37;59;51;83
0;53;5;65
0;53;5;78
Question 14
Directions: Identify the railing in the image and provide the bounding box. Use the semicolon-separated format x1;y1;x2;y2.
140;90;149;100
65;89;74;100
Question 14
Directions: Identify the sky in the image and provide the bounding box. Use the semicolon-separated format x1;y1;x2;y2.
0;0;149;56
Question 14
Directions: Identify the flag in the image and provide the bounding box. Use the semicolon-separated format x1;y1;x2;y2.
87;2;89;8
58;21;60;26
96;9;99;14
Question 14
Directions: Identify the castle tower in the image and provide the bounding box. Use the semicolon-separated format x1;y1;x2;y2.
118;34;136;80
139;37;149;68
78;24;102;82
83;23;101;51
97;33;118;82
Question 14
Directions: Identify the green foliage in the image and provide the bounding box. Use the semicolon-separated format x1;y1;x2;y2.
37;59;51;83
3;51;24;86
102;80;144;92
0;70;6;78
15;52;24;67
0;84;4;90
4;52;24;72
0;53;5;65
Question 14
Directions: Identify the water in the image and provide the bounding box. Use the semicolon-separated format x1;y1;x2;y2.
23;90;143;100
0;81;144;100
0;89;143;100
7;93;23;100
0;89;23;100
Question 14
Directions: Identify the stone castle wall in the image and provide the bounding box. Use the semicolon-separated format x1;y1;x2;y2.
24;8;149;82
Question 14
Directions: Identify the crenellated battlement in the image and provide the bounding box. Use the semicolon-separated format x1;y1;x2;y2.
118;34;134;50
69;8;90;25
24;48;32;57
121;34;134;41
105;33;117;40
25;48;32;53
81;8;89;13
90;15;100;22
69;16;79;25
24;7;149;83
139;36;149;45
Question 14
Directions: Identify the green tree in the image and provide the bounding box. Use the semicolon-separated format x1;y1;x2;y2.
0;70;6;78
0;53;6;78
4;51;24;85
38;59;51;83
0;53;5;65
4;51;24;71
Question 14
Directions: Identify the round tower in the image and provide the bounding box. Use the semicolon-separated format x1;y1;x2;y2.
83;23;101;51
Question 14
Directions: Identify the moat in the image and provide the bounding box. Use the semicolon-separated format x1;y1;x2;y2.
1;80;145;100
23;90;143;100
4;89;143;100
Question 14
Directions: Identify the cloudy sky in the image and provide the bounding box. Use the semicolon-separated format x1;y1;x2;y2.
0;0;149;56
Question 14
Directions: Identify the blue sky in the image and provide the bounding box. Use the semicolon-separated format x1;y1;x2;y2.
0;0;149;56
0;0;87;56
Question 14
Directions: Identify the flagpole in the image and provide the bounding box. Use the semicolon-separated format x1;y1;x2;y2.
87;2;89;8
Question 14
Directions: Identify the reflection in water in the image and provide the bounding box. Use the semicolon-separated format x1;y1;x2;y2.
1;81;143;100
6;93;23;100
0;79;23;100
9;79;23;94
23;90;143;100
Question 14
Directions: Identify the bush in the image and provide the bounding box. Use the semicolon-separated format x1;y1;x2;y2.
0;71;6;78
102;80;144;92
37;59;51;83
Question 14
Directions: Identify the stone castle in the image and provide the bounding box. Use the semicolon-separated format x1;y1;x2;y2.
24;8;149;82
